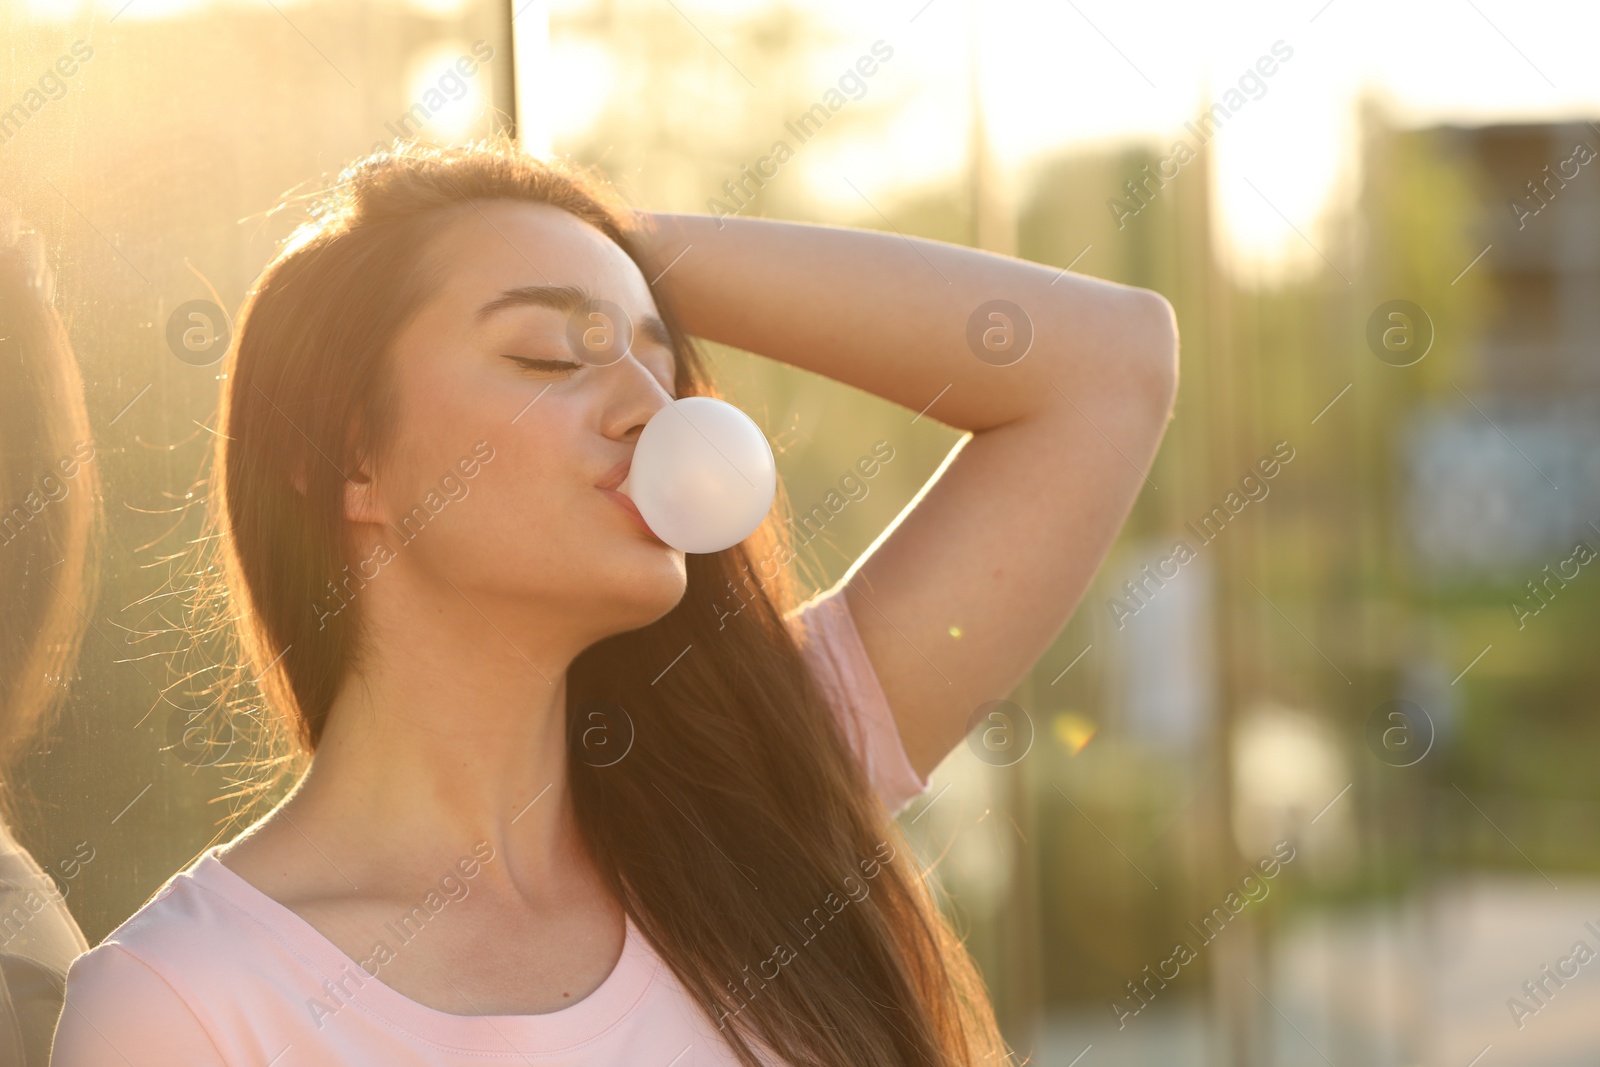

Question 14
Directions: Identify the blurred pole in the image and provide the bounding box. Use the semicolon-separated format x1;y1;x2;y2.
966;0;1013;258
1183;89;1264;1067
510;0;551;157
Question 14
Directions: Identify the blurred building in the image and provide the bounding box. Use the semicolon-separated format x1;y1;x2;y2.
1404;120;1600;579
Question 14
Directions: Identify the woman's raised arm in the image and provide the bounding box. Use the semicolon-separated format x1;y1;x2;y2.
634;212;1179;779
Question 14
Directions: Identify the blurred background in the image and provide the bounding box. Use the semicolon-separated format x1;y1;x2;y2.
5;0;1600;1063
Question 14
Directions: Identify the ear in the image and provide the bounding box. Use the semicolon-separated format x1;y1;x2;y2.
342;458;385;526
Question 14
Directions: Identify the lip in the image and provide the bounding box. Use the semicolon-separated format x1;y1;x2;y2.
596;457;632;493
599;487;670;547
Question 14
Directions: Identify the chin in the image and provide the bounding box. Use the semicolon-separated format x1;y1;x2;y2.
607;552;688;612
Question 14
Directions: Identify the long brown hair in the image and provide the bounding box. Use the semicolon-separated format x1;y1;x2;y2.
200;136;1009;1066
0;203;100;825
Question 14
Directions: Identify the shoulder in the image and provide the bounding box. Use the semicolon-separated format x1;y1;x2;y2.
784;580;930;817
53;942;226;1064
52;860;234;1065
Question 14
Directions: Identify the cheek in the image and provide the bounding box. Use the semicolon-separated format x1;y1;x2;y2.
384;374;487;486
436;414;586;552
383;367;620;591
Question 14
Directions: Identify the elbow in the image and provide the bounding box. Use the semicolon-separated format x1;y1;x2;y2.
1126;288;1180;418
1026;281;1179;430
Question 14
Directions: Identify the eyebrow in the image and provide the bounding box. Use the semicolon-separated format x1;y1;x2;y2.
474;284;674;349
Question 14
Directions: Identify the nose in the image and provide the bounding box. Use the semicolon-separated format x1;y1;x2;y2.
604;352;676;441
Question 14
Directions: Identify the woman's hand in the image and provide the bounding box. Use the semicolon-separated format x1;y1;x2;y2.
632;211;1178;779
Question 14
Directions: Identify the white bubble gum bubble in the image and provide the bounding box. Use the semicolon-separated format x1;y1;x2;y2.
617;396;776;554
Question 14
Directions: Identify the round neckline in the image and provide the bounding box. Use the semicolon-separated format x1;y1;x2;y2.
189;845;659;1052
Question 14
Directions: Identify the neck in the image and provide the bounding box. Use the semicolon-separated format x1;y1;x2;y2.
283;569;594;896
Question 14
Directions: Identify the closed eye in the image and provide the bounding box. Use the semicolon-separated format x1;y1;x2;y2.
503;353;676;399
504;355;581;376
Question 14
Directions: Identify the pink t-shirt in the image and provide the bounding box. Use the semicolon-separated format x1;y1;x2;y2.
50;581;930;1066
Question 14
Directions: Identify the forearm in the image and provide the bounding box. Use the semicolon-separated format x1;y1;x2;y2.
630;211;1177;432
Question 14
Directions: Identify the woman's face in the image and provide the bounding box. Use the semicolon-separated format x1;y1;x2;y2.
354;199;688;649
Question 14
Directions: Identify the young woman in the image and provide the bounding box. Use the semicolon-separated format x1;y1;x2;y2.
52;138;1177;1065
0;200;100;1067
